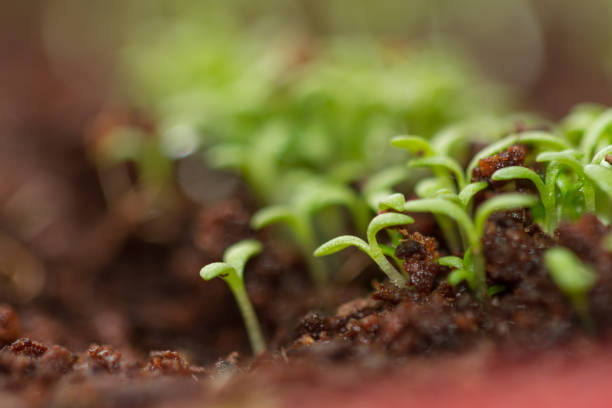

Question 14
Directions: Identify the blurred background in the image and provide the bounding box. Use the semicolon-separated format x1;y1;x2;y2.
1;0;612;362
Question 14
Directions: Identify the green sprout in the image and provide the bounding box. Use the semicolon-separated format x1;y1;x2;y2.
251;179;367;287
390;135;436;157
491;165;560;234
314;212;415;287
199;239;265;355
544;247;597;327
457;181;489;209
401;178;487;255
401;193;539;298
391;135;471;254
439;253;506;297
579;108;612;163
438;253;475;289
536;150;596;214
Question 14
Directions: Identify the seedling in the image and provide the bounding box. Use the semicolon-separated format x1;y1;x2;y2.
536;150;596;214
397;180;487;255
544;247;597;328
392;135;462;254
579;108;612;163
438;253;475;289
200;239;265;355
251;179;367;287
458;181;489;210
491;165;559;234
401;193;539;298
314;212;415;287
391;135;496;254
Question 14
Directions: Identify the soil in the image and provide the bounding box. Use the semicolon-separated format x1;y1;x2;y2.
1;113;611;407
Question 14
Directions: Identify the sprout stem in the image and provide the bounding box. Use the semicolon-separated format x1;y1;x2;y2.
371;248;408;287
230;280;266;355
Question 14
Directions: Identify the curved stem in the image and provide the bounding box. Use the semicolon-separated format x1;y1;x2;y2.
370;247;408;287
380;244;406;274
366;216;409;287
230;281;266;355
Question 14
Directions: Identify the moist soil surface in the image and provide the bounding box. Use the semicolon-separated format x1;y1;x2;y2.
1;152;611;408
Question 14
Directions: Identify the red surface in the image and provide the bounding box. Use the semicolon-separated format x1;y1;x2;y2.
277;343;612;408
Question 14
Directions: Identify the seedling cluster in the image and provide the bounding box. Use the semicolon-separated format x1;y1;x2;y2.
197;105;611;353
318;107;611;296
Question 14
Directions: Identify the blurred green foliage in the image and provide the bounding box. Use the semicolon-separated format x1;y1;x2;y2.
119;1;510;205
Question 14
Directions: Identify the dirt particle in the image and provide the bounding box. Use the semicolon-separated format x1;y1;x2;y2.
396;232;439;261
298;312;329;340
407;262;439;294
142;350;202;377
396;232;440;294
472;144;528;182
7;338;47;358
87;344;121;373
395;239;425;259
